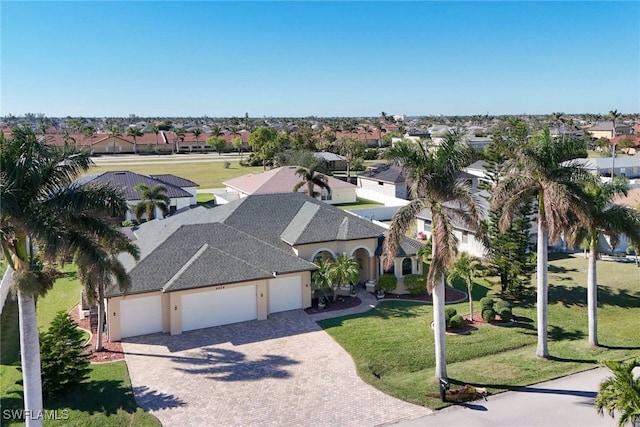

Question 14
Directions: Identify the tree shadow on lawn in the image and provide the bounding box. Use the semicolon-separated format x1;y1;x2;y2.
548;284;640;309
45;379;147;415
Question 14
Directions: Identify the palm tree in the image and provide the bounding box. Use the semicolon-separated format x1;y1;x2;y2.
132;183;171;222
173;128;185;153
0;126;130;426
293;165;331;199
566;177;640;346
76;238;139;351
126;127;143;154
107;125;123;154
609;109;622;175
192;128;203;151
492;127;589;358
151;125;160;152
312;259;334;305
595;359;640;427
383;131;483;381
329;255;360;302
83;125;95;152
447;252;481;322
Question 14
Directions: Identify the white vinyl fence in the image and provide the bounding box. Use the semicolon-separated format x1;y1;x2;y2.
0;266;13;315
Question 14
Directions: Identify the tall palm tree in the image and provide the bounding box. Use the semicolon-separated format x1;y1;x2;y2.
192;127;203;151
83;125;95;152
595;359;640;427
107;125;123;154
133;183;171;222
126;126;143;154
383;131;483;381
0;126;130;426
492;127;589;358
76;235;139;351
173;128;185;153
151;124;160;152
447;252;481;322
566;177;640;346
609;109;622;175
329;255;360;302
293;165;331;199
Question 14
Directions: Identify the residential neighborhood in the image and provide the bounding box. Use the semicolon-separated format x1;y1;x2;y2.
2;1;640;427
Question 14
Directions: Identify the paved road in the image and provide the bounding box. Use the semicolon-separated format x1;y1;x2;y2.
92;153;243;166
390;367;629;427
123;309;431;427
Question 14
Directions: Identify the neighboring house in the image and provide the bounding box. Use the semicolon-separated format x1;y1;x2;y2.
467;136;493;152
106;193;423;340
314;152;347;172
79;171;198;221
357;163;407;200
44;131;174;153
222;166;357;204
586;121;633;140
574;157;640;179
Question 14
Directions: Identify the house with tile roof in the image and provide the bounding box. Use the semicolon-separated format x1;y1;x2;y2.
79;171;198;221
222;166;356;204
106;192;424;340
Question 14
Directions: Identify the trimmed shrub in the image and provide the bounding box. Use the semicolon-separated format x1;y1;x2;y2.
403;274;427;296
482;308;496;322
480;297;494;310
40;311;90;399
377;274;398;293
223;161;231;169
445;307;457;328
449;314;464;330
495;300;513;321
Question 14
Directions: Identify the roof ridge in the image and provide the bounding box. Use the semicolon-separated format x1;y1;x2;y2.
163;243;209;291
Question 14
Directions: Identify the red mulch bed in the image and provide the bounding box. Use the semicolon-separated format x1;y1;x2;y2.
305;296;362;314
382;287;467;304
69;304;124;363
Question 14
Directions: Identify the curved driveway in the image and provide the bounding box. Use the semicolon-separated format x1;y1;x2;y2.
123;309;431;427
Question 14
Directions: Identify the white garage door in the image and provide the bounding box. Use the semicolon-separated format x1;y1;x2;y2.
181;285;257;332
269;276;303;313
120;295;163;338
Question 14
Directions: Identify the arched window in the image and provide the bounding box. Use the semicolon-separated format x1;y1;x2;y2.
402;258;412;276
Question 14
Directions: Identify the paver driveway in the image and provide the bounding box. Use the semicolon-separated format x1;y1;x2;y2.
123;310;431;427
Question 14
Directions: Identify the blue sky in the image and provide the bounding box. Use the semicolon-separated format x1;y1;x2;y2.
2;1;639;117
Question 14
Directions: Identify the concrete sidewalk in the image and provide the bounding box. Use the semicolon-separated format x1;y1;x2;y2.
388;367;625;427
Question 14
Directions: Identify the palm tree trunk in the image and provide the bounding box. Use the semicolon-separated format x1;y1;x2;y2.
468;282;473;322
96;285;105;351
18;292;44;427
587;238;598;346
536;217;549;358
433;274;447;380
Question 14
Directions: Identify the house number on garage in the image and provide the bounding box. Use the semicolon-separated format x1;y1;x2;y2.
213;286;226;290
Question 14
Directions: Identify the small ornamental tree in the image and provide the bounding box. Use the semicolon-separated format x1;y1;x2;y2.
40;311;90;399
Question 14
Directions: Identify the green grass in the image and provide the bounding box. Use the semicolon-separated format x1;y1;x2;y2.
87;160;264;189
196;192;215;205
335;197;384;210
0;264;159;426
319;254;640;409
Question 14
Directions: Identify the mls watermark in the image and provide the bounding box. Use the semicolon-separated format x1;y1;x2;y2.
2;409;70;421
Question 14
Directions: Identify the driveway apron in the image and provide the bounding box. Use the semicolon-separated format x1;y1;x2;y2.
123;310;431;427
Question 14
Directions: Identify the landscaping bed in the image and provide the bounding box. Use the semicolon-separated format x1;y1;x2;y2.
305;296;361;314
69;304;125;363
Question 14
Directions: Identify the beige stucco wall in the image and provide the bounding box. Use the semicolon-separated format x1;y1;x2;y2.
107;271;311;341
294;238;377;263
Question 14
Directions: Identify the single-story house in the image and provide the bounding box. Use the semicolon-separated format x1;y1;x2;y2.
357;163;408;200
106;192;423;340
222;166;357;204
79;171;198;221
314;152;348;172
573;157;640;179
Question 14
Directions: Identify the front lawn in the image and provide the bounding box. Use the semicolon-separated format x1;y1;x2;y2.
319;254;640;409
335;197;384;210
0;264;159;426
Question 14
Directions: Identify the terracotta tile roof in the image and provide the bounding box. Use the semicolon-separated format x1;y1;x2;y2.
223;166;355;195
613;187;640;208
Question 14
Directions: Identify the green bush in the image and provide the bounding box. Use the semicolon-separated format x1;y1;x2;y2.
495;300;513;321
40;311;90;399
482;308;496;322
223;161;231;169
377;274;397;293
403;274;427;296
480;297;494;310
449;314;464;330
445;307;457;328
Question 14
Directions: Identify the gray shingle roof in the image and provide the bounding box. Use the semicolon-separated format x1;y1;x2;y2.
358;163;405;184
81;171;192;201
150;174;199;188
112;222;317;296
